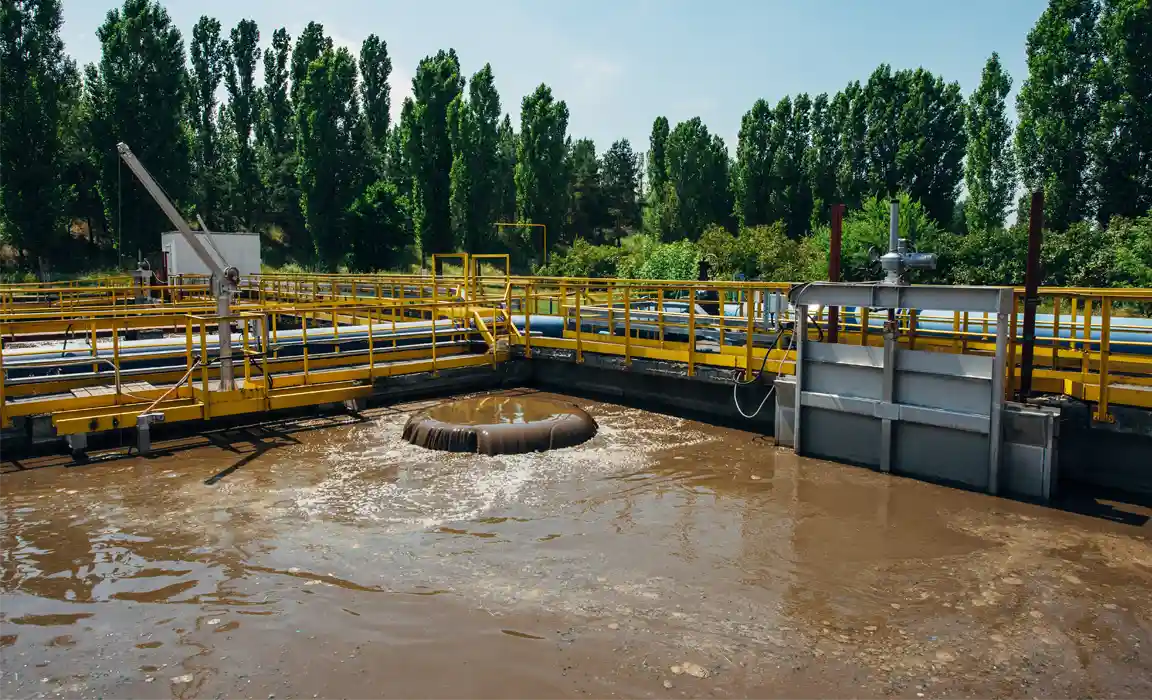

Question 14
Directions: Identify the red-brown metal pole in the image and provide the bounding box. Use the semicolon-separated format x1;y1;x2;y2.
827;203;844;343
1019;189;1044;399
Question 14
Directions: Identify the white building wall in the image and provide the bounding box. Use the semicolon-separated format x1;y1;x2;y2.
161;232;261;277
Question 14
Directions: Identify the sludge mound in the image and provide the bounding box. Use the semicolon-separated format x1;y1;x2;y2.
402;395;598;455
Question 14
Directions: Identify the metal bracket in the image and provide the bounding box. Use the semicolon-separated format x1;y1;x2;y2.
136;412;166;455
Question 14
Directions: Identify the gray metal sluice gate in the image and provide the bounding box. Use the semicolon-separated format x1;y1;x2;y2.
773;282;1060;501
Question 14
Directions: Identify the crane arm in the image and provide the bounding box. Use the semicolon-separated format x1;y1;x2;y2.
117;141;239;391
115;142;227;281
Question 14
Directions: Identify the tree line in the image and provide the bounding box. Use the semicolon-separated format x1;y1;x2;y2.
1;0;1150;285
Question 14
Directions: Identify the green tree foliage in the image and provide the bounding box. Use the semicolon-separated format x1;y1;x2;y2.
948;214;1152;288
1016;0;1099;230
863;66;904;199
862;65;966;225
0;0;73;266
733;99;776;228
776;94;814;238
296;46;363;270
358;33;391;173
659;117;732;240
8;1;1152;289
257;27;304;254
290;21;330;107
445;64;502;254
467;65;502;248
646;116;670;198
566;138;603;243
613;236;700;280
698;223;812;281
834;82;868;211
493;113;518;228
644;116;670;231
807;93;841;224
447;91;479;251
731;95;813;236
948;227;1030;285
536;237;621;277
188;16;227;226
347;179;406;271
85;0;190;258
1042;220;1124;286
599;138;641;242
1092;0;1152;224
516;84;570;263
965;53;1016;231
389;98;415;198
1110;214;1152;287
287;21;330;262
59;63;105;245
224;19;260;228
408;49;464;263
545;223;817;282
904;71;966;226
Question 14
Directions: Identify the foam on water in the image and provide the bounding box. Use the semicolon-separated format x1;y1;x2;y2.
292;402;711;532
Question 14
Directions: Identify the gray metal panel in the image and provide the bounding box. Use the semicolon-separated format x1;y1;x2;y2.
895;372;991;416
800;392;990;434
805;342;885;369
1002;443;1054;500
801;391;876;416
791;283;1006;313
897;404;990;434
774;377;796;448
1000;403;1059;501
799;407;880;466
1002;404;1060;445
894;422;990;490
881;331;897;473
793;309;808;456
805;362;883;400
782;286;1011;498
895;349;994;380
987;289;1012;495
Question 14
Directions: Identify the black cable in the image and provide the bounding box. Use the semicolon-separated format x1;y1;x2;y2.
733;325;788;385
60;324;73;356
809;314;825;342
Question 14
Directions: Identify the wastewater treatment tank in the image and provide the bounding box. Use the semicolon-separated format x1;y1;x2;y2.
403;395;598;455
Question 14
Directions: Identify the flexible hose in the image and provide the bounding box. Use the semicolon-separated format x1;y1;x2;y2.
732;322;791;386
732;324;797;419
732;330;795;419
138;358;202;416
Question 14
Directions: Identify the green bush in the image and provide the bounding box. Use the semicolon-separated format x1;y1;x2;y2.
1110;215;1152;287
697;222;817;281
946;226;1029;285
536;238;622;278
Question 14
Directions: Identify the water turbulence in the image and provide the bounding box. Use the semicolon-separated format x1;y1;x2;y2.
402;395;597;455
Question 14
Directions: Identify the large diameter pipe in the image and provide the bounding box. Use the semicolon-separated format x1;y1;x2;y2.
827;203;845;344
1019;189;1044;399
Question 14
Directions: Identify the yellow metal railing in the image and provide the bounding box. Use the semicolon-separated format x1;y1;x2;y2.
5;270;1152;426
0;296;511;431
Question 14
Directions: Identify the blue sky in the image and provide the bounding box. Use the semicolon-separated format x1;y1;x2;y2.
61;0;1048;154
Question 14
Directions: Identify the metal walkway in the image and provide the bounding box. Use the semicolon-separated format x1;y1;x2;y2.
4;259;1152;453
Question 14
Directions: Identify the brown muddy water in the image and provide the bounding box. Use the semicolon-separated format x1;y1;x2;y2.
2;389;1151;699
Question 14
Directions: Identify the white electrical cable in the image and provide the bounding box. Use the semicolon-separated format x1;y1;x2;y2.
733;328;795;419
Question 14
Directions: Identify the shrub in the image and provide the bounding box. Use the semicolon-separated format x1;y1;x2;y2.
536;238;622;278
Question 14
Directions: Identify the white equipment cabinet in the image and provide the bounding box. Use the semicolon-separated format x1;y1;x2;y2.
162;231;261;277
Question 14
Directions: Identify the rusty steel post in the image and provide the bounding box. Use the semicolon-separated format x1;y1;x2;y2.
827;204;845;343
1019;189;1044;399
